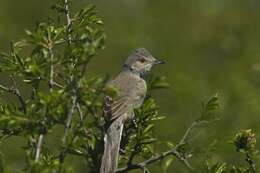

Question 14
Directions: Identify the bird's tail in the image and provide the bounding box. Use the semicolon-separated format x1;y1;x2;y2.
100;117;124;173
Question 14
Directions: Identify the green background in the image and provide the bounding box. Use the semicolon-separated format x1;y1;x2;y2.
1;0;260;172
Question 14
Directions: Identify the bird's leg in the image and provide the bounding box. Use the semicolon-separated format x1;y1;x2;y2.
119;148;126;155
131;112;138;128
132;118;138;128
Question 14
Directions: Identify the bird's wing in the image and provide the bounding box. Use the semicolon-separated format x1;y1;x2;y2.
104;95;133;121
103;71;142;121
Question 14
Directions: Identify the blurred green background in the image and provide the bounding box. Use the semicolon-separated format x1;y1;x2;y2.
1;0;260;172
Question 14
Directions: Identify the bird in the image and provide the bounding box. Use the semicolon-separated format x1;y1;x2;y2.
100;48;165;173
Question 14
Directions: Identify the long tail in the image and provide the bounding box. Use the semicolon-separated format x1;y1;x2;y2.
100;117;124;173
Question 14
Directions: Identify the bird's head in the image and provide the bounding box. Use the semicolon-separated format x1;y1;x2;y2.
124;48;165;76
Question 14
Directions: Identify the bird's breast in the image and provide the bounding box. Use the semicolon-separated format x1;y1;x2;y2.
133;78;147;108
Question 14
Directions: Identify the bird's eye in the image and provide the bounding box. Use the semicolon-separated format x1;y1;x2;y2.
139;57;146;63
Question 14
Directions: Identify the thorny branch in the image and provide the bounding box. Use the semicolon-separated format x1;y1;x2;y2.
62;95;77;144
48;47;54;92
59;104;88;159
35;134;44;162
62;0;76;146
0;78;26;114
176;121;197;148
116;121;200;172
35;46;55;162
76;104;89;136
64;0;72;44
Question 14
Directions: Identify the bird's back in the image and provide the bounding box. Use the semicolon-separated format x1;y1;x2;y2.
105;70;147;121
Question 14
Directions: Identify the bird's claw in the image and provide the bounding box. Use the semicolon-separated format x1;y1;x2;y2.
119;148;126;155
132;118;138;128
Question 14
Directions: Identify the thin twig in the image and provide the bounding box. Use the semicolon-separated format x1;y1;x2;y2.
59;99;82;164
64;0;72;44
62;95;77;144
60;104;88;157
35;46;55;162
61;0;76;145
176;121;198;148
76;103;89;136
117;121;199;172
117;147;193;172
76;103;84;121
52;81;64;88
0;81;26;114
48;47;54;92
35;134;44;162
0;84;9;92
10;76;27;114
62;0;94;145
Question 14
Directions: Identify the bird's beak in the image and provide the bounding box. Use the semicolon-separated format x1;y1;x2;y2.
154;59;166;65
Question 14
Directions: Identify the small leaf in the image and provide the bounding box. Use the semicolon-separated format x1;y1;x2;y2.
199;94;219;122
144;124;155;134
162;157;174;172
25;29;32;36
146;74;170;90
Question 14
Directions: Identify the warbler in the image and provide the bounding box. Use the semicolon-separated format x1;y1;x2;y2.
100;48;165;173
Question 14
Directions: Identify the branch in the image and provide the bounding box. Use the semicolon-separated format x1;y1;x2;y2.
61;0;77;146
48;47;54;92
117;121;200;172
0;79;26;114
62;95;77;144
52;81;64;88
35;46;55;162
59;0;92;163
117;147;192;172
0;84;9;92
76;103;84;121
176;121;198;148
64;0;72;44
35;134;44;162
59;100;87;165
10;76;27;114
76;103;89;136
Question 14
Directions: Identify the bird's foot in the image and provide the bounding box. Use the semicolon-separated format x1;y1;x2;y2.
119;148;126;155
132;118;138;128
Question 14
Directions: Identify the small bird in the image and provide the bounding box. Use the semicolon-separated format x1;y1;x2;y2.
100;48;165;173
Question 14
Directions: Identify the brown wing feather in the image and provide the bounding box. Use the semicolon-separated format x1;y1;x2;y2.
103;71;143;122
103;95;132;121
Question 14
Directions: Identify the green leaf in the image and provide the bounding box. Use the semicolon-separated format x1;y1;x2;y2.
143;124;155;134
162;157;174;172
198;94;220;122
146;74;170;90
198;161;227;173
25;29;33;36
13;39;29;48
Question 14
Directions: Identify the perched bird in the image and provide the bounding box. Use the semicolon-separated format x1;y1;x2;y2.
100;48;165;173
